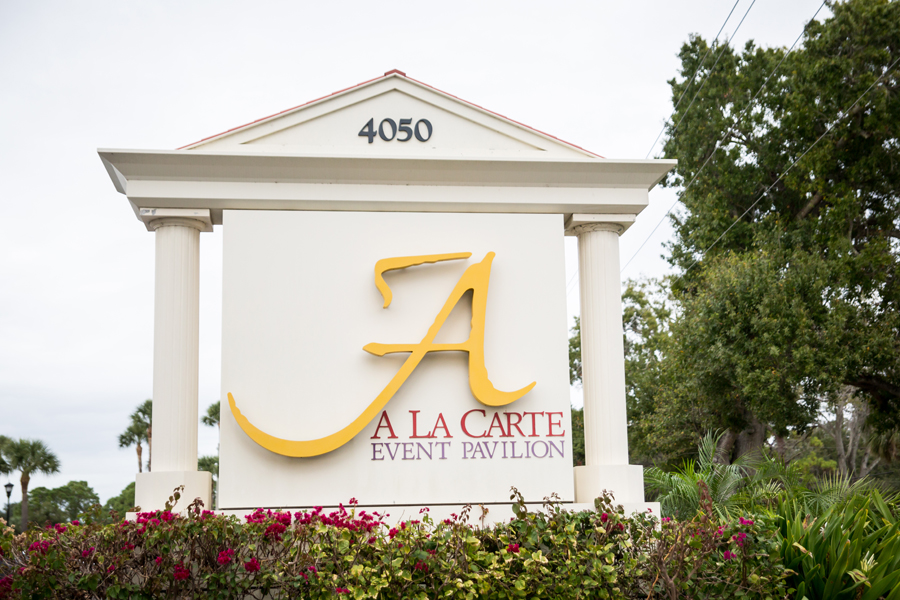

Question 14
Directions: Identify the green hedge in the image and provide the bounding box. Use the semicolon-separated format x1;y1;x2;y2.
0;486;792;599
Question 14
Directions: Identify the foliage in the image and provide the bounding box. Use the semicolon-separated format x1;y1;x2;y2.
0;436;10;476
645;432;755;519
655;0;900;450
568;317;582;385
646;432;898;520
778;490;900;599
101;482;136;522
5;481;98;533
570;407;585;466
3;439;60;532
198;455;218;509
0;488;791;600
118;422;147;474
122;400;153;472
202;401;220;429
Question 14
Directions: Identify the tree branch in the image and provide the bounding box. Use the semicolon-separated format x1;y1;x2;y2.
797;191;823;220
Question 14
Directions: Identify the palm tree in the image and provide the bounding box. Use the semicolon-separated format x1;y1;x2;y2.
122;400;152;472
0;435;11;476
5;439;60;530
118;422;147;473
201;401;220;428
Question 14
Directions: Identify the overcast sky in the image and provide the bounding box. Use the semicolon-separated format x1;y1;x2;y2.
0;0;828;503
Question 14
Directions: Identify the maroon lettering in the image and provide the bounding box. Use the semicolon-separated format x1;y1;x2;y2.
546;412;565;436
461;409;487;438
504;412;526;437
371;411;398;439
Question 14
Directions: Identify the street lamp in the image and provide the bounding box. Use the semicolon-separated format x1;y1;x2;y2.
4;482;12;525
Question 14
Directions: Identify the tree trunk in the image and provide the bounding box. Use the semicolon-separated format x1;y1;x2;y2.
734;414;767;460
715;430;738;464
147;425;152;472
832;397;848;476
20;474;29;531
136;441;143;473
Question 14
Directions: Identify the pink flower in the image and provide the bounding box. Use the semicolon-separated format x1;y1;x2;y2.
307;565;318;574
107;564;116;574
336;588;350;594
600;513;609;523
723;550;736;561
173;563;190;580
28;540;53;555
419;507;429;513
155;556;163;565
349;498;358;505
244;558;261;573
732;532;747;546
122;543;135;551
617;523;625;531
71;520;80;526
739;517;755;525
54;524;67;534
388;527;399;539
82;547;95;558
507;543;520;554
274;511;291;526
367;537;376;544
265;522;287;541
217;549;235;565
661;517;672;523
413;560;429;572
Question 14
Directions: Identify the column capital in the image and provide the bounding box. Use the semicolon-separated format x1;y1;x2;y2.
564;213;635;236
139;208;213;233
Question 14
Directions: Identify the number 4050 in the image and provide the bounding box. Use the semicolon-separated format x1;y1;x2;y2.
359;118;433;143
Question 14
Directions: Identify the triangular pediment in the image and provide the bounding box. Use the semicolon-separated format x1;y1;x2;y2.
182;72;601;159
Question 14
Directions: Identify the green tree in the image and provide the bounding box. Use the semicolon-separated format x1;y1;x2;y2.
198;455;219;509
121;400;152;472
650;0;900;459
5;439;60;530
201;401;220;428
0;435;11;476
118;422;147;473
102;481;136;519
7;481;100;530
200;400;220;508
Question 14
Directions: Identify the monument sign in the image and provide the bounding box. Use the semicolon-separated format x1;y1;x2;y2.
99;70;675;518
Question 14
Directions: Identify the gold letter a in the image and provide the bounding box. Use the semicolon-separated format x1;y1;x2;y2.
228;252;535;457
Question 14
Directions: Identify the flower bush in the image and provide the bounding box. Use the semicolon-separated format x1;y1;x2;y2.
0;486;792;599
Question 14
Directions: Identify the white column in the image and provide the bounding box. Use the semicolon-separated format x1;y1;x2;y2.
151;219;202;472
576;223;630;466
134;209;213;513
568;215;649;508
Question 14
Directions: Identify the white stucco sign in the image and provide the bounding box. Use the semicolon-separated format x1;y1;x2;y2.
99;69;674;518
220;211;571;510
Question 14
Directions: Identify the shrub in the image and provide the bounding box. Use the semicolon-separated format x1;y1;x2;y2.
0;487;790;599
778;490;900;600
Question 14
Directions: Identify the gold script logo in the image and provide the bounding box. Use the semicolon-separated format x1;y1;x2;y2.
228;252;536;457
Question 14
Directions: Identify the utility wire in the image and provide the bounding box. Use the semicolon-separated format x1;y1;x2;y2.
621;0;827;275
679;53;900;279
644;0;742;160
667;0;756;144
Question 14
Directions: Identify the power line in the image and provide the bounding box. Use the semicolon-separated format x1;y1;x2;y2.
644;0;742;160
679;53;900;279
667;0;757;144
621;0;827;275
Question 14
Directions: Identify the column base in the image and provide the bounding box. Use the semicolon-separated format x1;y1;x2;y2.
134;471;212;514
574;464;646;504
570;501;660;517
